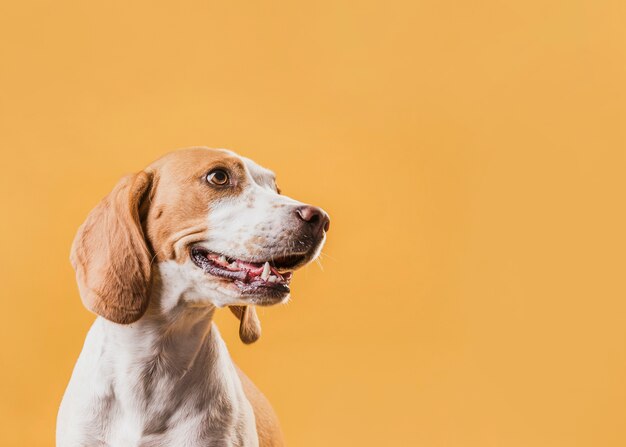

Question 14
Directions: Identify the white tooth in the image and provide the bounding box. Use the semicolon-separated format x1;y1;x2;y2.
268;275;277;283
218;255;227;265
261;262;271;280
229;262;238;269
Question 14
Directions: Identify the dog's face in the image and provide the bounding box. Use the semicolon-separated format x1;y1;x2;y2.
145;148;329;307
70;147;329;336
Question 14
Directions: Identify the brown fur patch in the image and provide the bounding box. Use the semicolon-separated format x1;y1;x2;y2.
237;366;286;447
70;171;154;324
144;148;248;262
229;306;262;344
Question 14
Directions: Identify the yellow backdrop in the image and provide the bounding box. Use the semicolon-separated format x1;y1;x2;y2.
1;1;626;446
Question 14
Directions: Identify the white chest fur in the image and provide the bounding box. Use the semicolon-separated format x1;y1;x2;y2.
57;317;258;447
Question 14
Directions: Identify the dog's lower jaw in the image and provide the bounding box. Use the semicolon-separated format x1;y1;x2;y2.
57;282;260;447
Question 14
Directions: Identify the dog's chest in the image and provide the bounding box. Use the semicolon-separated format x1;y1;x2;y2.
102;377;256;447
58;320;259;447
103;402;248;447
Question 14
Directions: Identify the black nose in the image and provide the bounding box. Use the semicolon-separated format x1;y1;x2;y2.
295;205;330;233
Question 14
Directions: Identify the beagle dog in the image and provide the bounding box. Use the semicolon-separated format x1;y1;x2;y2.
57;147;330;447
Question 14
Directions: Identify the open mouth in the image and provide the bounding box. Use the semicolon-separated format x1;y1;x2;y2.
190;246;306;298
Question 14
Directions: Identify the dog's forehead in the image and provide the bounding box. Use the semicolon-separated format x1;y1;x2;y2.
149;147;276;187
240;156;276;188
218;148;276;188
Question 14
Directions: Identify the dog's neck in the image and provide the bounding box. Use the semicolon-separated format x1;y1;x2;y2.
95;266;244;416
78;273;256;445
102;306;216;379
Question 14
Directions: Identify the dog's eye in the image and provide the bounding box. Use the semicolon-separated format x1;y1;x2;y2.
206;169;230;186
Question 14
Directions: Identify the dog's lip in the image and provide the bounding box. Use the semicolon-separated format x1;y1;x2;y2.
189;246;306;294
191;245;307;272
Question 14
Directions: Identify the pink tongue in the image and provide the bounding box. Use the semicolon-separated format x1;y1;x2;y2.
239;261;263;275
239;261;285;279
208;254;285;278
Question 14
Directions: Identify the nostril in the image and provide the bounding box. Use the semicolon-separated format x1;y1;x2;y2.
295;205;330;233
295;206;321;223
295;207;304;221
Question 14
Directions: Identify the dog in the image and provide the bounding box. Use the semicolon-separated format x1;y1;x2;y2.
57;147;330;447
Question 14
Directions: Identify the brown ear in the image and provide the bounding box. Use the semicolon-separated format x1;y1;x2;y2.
229;306;262;344
70;171;153;324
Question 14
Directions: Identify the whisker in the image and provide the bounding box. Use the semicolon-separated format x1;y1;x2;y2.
319;251;336;261
314;257;324;271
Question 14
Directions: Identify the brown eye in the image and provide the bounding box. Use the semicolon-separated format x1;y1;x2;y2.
206;169;230;186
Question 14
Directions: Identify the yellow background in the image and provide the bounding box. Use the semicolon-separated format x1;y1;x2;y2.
1;1;625;446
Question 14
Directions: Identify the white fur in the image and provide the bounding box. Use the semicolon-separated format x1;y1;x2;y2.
57;262;258;447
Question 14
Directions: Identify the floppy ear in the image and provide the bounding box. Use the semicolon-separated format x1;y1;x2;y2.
229;306;261;344
70;171;153;324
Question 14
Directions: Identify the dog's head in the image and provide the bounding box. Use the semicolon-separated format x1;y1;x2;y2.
70;147;329;342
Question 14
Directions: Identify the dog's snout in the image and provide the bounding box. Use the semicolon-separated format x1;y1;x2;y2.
295;205;330;233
